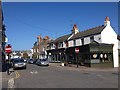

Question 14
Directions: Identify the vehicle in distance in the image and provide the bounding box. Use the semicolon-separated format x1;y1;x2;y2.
36;59;49;66
28;59;34;64
13;58;27;70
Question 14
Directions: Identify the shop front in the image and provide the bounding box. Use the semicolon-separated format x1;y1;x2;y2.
66;41;113;68
47;48;66;62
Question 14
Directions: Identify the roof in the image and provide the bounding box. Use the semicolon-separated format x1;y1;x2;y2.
54;34;71;43
69;25;105;40
47;39;54;44
117;35;120;40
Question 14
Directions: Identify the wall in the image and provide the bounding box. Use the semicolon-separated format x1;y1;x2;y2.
68;40;74;47
76;39;82;46
94;34;102;43
101;24;119;67
84;37;90;45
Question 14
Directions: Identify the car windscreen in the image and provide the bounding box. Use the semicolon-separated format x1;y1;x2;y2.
41;59;47;61
14;59;24;62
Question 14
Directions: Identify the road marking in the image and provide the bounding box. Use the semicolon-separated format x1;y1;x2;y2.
7;71;20;88
8;78;14;88
30;71;38;74
14;71;20;79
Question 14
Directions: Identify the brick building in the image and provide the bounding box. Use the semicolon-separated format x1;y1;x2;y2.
32;36;50;59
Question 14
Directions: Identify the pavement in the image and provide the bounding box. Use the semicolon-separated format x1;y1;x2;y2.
49;62;119;72
1;68;15;89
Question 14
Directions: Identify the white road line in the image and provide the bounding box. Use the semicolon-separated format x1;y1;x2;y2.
8;78;15;88
30;71;38;74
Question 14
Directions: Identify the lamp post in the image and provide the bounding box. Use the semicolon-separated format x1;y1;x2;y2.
75;48;79;68
5;44;12;75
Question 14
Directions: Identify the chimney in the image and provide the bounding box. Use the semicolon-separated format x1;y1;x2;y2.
44;36;49;40
37;36;42;43
104;16;110;26
71;24;79;34
43;36;50;43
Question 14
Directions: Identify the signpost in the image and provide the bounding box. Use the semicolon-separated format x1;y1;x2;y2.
75;48;79;68
5;44;12;75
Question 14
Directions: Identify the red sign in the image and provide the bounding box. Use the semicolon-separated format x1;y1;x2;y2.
5;44;12;53
75;48;79;53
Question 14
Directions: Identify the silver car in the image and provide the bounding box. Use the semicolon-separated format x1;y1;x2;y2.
13;58;27;69
40;59;49;66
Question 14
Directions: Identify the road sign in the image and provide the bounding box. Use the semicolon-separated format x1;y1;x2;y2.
75;48;79;53
5;44;12;53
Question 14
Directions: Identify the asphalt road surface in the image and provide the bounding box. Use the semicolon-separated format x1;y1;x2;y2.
13;63;118;88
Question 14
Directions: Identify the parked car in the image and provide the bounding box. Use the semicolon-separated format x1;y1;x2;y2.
33;59;38;64
12;58;27;70
36;59;49;66
35;59;41;66
28;59;34;64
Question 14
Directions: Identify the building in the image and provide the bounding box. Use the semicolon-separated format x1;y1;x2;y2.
47;16;119;68
32;36;50;59
0;1;7;71
118;35;120;63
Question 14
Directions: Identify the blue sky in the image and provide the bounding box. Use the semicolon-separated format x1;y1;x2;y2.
2;2;118;51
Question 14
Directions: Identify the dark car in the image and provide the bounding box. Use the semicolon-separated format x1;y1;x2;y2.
13;58;27;70
35;59;41;66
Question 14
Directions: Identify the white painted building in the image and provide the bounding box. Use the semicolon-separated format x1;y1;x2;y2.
47;16;119;67
68;17;119;67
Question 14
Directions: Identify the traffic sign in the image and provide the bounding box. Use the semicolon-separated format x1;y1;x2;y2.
5;44;12;53
75;48;79;53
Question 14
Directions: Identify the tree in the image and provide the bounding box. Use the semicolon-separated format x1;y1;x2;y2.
23;53;29;59
32;53;38;59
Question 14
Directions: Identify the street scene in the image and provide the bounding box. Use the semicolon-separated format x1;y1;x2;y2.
0;1;120;89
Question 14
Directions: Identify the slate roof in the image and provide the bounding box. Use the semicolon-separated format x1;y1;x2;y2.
54;34;71;43
69;25;105;40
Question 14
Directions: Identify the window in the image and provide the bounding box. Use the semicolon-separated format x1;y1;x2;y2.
58;42;63;48
43;47;45;51
91;53;99;59
81;38;84;45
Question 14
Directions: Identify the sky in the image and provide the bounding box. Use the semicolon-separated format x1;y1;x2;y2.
2;2;118;51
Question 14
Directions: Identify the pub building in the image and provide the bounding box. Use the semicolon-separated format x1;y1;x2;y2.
47;16;119;68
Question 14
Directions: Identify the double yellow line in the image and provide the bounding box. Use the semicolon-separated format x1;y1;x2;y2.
14;71;20;79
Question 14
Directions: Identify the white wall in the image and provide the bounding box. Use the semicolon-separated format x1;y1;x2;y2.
94;34;102;43
118;40;120;49
84;37;90;45
76;39;82;46
101;24;119;67
68;40;74;47
63;42;66;48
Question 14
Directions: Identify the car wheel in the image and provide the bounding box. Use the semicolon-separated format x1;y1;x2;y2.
24;66;26;69
13;67;16;70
